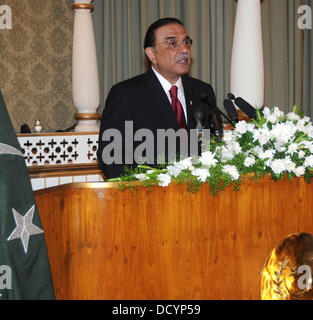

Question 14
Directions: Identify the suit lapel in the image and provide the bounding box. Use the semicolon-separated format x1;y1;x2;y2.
143;68;171;108
182;75;196;130
142;69;196;130
143;68;180;128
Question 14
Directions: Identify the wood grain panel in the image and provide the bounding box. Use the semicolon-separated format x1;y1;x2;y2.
35;177;313;300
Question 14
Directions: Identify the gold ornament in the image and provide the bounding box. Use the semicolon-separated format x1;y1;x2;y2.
260;233;313;300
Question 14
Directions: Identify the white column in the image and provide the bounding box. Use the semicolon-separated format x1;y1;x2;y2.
230;0;264;109
72;0;100;132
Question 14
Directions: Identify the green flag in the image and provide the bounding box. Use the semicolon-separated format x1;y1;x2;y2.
0;90;55;299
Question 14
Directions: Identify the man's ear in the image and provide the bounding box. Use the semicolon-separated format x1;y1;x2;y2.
145;47;156;65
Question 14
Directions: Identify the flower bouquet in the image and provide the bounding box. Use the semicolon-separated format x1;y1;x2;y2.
109;107;313;196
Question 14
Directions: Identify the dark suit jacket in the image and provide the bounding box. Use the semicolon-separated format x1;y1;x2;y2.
97;68;217;179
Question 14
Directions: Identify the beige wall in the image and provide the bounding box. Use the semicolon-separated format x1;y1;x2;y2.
1;0;310;133
0;0;75;133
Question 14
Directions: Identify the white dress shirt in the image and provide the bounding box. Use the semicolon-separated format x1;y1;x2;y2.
151;67;188;123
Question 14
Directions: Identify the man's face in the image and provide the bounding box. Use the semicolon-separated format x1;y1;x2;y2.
146;23;191;84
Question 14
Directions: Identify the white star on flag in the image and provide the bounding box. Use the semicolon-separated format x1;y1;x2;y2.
7;205;44;254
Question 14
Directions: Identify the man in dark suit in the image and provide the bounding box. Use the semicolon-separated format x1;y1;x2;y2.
97;17;217;179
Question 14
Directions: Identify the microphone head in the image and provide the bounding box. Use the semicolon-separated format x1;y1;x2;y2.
234;97;257;119
191;105;205;122
200;93;216;112
209;112;223;140
195;112;203;122
223;99;238;123
200;92;209;103
194;110;204;122
227;92;235;100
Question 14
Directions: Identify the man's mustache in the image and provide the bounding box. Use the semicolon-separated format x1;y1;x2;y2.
176;53;190;63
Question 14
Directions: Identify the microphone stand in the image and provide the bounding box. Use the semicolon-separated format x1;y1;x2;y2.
200;93;234;125
209;106;233;125
191;104;210;155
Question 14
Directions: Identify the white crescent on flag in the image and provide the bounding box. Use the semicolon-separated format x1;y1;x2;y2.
0;143;23;157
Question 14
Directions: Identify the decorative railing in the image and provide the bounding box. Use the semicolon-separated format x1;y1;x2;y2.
18;132;98;166
17;132;103;191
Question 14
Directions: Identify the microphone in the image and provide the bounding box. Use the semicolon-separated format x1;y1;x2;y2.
227;93;235;100
223;99;238;123
200;93;224;139
191;105;206;132
200;93;233;125
228;93;257;119
209;112;223;140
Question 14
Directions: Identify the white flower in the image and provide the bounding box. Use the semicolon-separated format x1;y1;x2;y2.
306;125;313;139
254;147;275;166
258;149;275;161
274;141;286;153
134;173;149;181
232;142;242;155
287;143;298;155
215;146;223;155
191;168;210;182
220;141;242;163
222;165;240;181
221;146;235;162
222;130;235;143
263;107;271;118
244;156;256;167
273;107;284;118
304;155;313;168
246;123;256;132
199;151;217;167
303;116;311;123
270;159;286;175
296;120;307;133
284;157;296;173
253;146;263;155
253;127;270;146
167;165;182;178
301;141;313;153
286;112;300;122
298;150;306;159
259;134;271;146
157;173;171;187
294;166;305;177
267;114;279;124
175;157;193;170
271;123;297;144
234;121;248;135
264;150;276;161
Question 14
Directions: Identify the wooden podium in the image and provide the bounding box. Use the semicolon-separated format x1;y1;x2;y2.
35;176;313;300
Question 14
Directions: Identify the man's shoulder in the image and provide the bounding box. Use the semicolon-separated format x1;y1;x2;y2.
182;74;216;104
110;71;150;92
182;74;213;89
